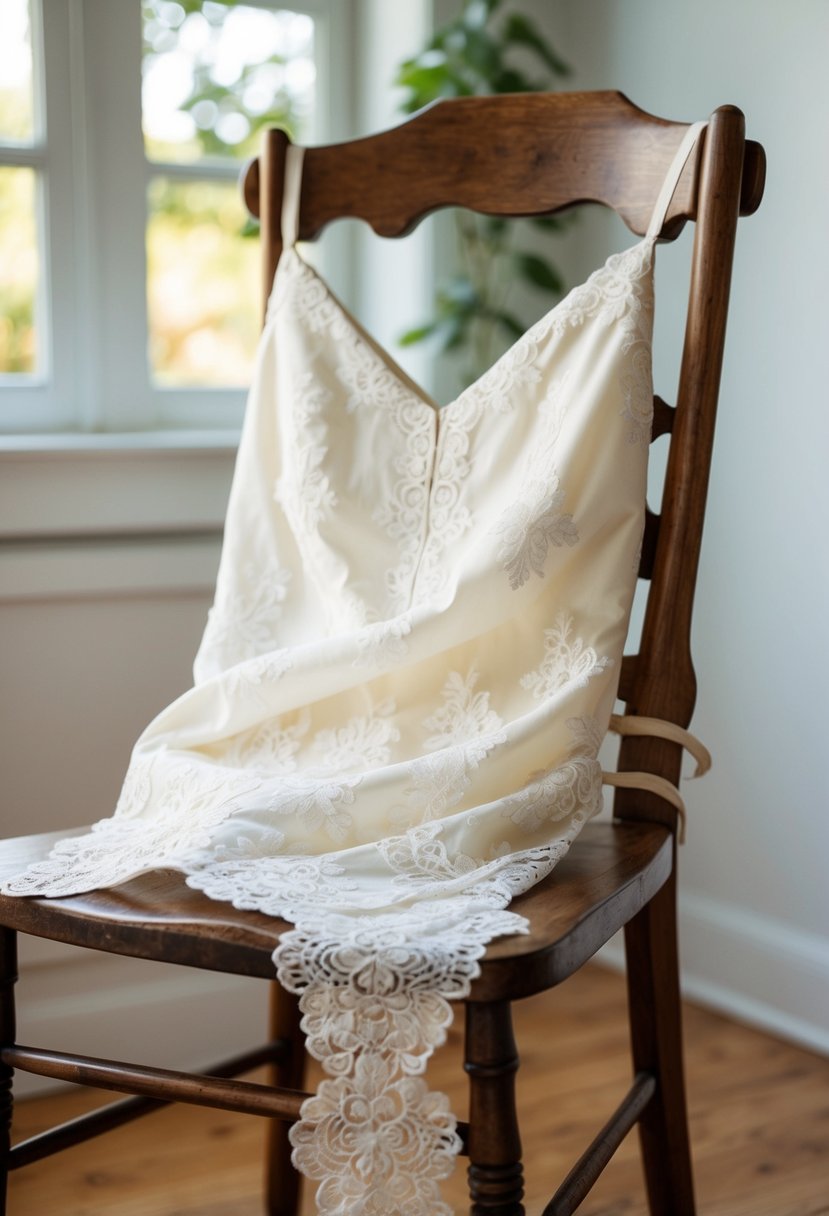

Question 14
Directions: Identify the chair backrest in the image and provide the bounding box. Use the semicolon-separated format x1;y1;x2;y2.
242;90;765;836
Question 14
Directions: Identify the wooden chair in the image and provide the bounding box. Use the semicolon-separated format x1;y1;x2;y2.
0;92;765;1215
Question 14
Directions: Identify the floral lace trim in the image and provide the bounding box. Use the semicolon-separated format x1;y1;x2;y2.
390;667;508;826
276;251;436;617
412;392;480;604
352;614;413;668
371;397;435;613
275;905;519;1216
1;764;264;898
200;562;292;669
184;800;594;1216
521;612;613;698
494;470;579;589
548;240;654;348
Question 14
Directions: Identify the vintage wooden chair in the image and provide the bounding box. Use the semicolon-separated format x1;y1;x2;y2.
0;91;764;1215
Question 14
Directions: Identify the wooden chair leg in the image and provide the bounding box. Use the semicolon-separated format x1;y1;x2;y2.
465;999;525;1215
624;867;696;1216
264;983;306;1216
0;930;17;1216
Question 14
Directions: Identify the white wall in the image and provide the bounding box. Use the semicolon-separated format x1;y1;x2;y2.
555;0;829;1050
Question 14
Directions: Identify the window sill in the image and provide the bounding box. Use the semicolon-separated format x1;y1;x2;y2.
0;429;241;458
0;432;239;541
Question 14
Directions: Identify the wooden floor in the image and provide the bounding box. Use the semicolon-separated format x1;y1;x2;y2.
7;964;829;1215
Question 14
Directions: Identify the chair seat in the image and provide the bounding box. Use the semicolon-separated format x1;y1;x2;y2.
0;820;672;1001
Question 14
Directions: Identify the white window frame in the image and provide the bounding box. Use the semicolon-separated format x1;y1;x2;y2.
0;0;351;436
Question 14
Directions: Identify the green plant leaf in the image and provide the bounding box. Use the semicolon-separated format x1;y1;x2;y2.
438;276;479;310
424;312;469;352
396;60;450;105
489;309;526;340
399;322;439;347
514;252;565;294
484;216;509;238
501;13;571;76
464;0;503;30
460;28;502;79
394;0;574;384
491;68;538;94
530;213;576;233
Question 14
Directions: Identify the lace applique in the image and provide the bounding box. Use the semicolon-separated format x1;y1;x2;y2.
455;331;541;415
411;330;547;605
276;432;337;532
201;562;292;668
264;772;362;844
352;615;412;667
378;823;578;909
278;252;435;619
185;854;358;916
221;650;294;703
620;323;654;445
494;470;579;589
275;251;352;342
422;666;503;750
113;756;154;818
371;399;435;614
215;709;310;771
307;698;400;775
548;241;655;346
412;394;479;604
488;371;580;591
537;372;569;444
291;1054;459;1216
2;765;262;898
521;612;613;698
277;360;332;520
567;713;604;755
388;670;508;825
500;715;603;831
378;822;483;889
378;823;520;902
398;730;507;826
275;904;527;1216
500;755;602;831
201;826;288;864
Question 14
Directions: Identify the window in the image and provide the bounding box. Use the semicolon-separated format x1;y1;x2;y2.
0;0;46;406
0;0;346;435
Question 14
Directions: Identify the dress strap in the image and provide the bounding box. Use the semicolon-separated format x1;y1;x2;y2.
645;121;707;240
601;713;712;844
281;144;305;248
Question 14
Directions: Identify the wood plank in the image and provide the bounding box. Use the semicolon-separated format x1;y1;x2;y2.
7;964;829;1214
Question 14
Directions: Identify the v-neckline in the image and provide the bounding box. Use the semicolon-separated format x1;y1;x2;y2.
278;237;655;421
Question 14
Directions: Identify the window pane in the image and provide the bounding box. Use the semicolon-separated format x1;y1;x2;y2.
142;2;315;163
0;0;35;143
147;176;260;387
0;167;38;374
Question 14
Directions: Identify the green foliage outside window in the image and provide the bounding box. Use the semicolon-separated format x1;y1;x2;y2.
141;0;315;384
395;0;572;387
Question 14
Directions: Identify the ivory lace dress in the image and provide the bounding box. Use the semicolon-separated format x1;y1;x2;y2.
3;124;707;1214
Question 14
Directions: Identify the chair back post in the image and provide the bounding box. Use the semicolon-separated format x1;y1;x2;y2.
258;127;290;319
614;104;748;833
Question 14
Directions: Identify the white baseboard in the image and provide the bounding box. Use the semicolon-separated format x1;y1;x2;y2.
597;889;829;1057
